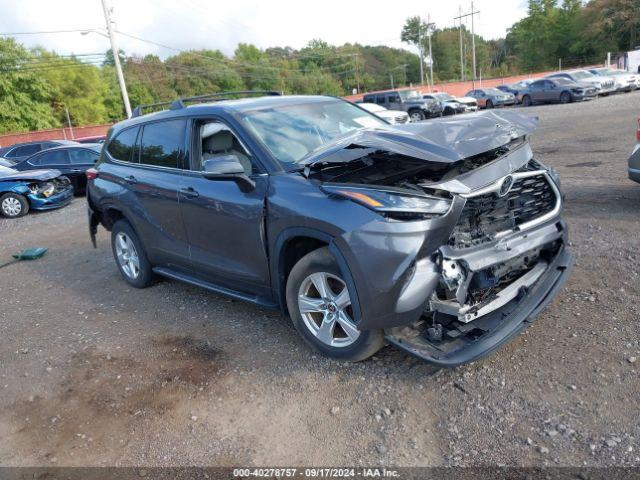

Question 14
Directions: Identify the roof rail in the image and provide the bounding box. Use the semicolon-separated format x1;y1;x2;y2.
131;90;282;118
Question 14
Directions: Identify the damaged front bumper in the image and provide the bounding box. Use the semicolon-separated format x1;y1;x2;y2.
385;245;572;367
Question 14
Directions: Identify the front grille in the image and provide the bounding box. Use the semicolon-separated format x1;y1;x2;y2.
395;115;408;124
449;169;557;249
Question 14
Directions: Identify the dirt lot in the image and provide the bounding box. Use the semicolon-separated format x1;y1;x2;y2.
1;92;639;468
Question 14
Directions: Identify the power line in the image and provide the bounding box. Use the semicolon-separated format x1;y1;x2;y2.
0;28;102;36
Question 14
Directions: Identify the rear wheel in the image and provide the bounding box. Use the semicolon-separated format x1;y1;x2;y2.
286;247;384;362
560;91;571;104
522;95;532;107
0;193;29;218
111;219;156;288
409;109;425;122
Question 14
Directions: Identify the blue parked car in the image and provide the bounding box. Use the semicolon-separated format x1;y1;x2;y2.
0;164;74;218
0;140;78;164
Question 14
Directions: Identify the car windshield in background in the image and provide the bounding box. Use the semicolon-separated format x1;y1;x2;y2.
398;90;422;100
434;93;455;101
571;71;593;80
241;100;386;165
554;78;573;85
486;88;505;95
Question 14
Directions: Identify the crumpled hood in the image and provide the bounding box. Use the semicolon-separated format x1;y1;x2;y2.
0;169;61;182
301;110;538;166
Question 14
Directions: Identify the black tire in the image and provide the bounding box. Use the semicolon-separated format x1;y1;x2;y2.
560;91;571;104
110;219;156;288
286;247;384;362
522;95;532;107
485;99;494;109
409;109;425;122
0;192;29;218
443;107;454;116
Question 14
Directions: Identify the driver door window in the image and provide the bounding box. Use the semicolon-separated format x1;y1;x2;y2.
195;121;255;175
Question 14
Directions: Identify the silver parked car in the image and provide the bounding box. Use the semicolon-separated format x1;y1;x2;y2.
357;102;409;124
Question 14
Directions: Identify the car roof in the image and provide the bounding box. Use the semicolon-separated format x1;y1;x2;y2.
116;95;341;132
27;144;102;155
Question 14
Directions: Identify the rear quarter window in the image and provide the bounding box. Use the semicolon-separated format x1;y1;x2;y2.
107;127;140;163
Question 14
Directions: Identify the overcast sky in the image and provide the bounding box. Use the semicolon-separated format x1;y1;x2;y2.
1;0;529;59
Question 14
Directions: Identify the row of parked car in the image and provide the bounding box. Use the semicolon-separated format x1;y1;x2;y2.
357;67;639;123
0;136;105;218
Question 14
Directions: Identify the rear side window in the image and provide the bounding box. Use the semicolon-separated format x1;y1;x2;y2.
107;127;139;163
69;149;100;164
139;120;185;169
37;150;70;166
362;94;374;103
375;95;386;104
9;144;41;158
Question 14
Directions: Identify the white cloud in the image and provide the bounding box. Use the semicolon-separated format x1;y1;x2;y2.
0;0;529;58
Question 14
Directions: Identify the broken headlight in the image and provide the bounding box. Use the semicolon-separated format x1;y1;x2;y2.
322;185;451;218
37;182;55;198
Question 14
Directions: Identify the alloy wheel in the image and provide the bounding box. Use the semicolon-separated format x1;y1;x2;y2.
297;272;360;347
115;232;140;279
1;197;22;217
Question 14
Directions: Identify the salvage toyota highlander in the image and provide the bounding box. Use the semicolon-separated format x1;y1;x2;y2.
87;91;572;367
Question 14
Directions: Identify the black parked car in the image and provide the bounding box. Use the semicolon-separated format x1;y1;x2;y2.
362;89;443;122
518;78;597;106
12;144;101;194
0;140;78;164
87;92;571;367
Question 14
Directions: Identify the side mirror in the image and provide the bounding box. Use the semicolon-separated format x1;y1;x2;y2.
201;154;255;192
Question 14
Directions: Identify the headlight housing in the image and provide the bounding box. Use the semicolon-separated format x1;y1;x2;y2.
38;182;55;197
321;185;452;220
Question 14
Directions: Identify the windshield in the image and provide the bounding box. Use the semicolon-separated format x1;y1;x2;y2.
555;78;573;85
241;99;387;165
398;90;422;100
0;165;18;175
433;93;454;101
486;88;506;95
571;71;593;80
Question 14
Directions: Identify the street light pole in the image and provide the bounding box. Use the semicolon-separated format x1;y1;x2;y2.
427;14;434;91
100;0;131;118
454;3;479;87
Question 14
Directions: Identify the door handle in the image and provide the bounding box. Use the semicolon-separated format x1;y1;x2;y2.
180;187;199;198
124;175;137;184
70;169;82;172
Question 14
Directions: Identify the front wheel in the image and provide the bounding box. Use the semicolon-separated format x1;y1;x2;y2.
522;95;532;107
0;193;29;218
286;247;384;362
409;109;425;122
485;99;494;109
111;219;156;288
560;91;571;104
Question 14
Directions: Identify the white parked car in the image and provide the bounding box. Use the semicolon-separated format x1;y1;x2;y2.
357;102;410;124
589;67;639;92
454;96;479;112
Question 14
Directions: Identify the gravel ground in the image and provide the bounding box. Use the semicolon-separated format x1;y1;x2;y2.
0;92;639;468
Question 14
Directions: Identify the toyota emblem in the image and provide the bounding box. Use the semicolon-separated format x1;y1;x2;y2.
499;175;514;197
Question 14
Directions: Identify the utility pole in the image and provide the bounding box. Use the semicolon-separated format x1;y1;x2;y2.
457;6;464;81
390;74;394;90
418;16;425;85
101;0;131;118
454;3;479;87
427;14;434;91
559;58;562;71
354;53;361;94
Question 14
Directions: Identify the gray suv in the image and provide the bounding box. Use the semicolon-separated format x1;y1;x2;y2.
88;92;572;367
363;89;443;122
